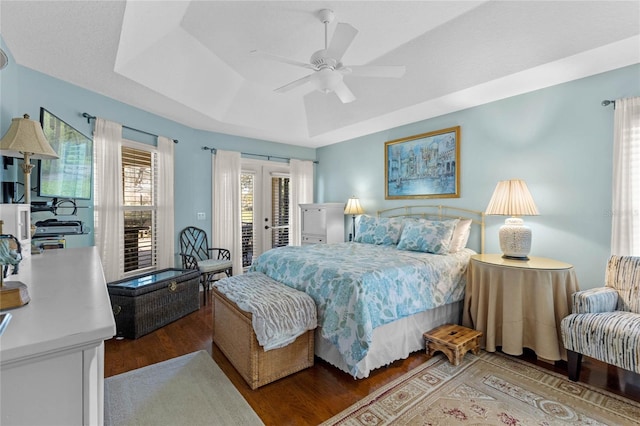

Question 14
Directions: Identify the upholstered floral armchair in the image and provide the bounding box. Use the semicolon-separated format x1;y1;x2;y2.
560;255;640;381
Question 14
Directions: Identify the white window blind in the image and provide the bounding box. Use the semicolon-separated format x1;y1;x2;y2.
241;172;255;268
122;145;157;274
271;175;290;248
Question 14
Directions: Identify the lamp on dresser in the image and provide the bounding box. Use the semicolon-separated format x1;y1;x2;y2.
485;179;539;260
344;196;364;241
0;114;59;205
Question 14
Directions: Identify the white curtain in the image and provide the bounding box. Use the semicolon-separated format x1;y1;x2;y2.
611;96;640;256
157;136;175;268
289;159;314;246
213;150;243;275
93;118;123;282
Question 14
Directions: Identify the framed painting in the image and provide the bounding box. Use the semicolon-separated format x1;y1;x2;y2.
385;126;460;199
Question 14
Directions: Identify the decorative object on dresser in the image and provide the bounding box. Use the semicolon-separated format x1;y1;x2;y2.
0;204;31;257
107;269;200;339
343;196;364;241
300;203;345;244
485;179;539;259
561;255;640;381
0;217;29;310
0;113;59;204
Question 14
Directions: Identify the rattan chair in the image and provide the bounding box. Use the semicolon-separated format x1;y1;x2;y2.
179;226;232;305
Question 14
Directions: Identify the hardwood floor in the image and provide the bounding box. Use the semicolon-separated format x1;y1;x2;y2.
105;293;640;425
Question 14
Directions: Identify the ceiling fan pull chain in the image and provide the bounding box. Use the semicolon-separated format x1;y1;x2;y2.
324;21;328;50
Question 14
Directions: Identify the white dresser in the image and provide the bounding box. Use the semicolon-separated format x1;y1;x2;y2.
0;247;116;425
300;203;345;245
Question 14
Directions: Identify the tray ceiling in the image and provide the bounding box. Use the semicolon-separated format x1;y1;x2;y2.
1;1;638;147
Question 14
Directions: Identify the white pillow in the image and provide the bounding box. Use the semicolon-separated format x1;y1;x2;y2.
449;218;472;253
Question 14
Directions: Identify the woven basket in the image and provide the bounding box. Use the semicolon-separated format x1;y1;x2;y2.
108;269;200;339
213;287;314;389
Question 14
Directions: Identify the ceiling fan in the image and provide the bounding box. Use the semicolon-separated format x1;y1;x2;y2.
251;9;406;103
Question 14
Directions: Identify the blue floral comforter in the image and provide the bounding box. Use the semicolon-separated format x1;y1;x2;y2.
250;242;473;377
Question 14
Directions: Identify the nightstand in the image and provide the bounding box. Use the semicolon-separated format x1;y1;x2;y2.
462;254;579;361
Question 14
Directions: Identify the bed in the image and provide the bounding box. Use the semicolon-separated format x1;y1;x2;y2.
249;205;485;378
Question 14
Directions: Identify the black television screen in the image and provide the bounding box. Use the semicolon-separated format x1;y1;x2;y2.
38;108;92;200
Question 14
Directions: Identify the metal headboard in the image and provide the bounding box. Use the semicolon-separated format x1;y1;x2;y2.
377;205;485;254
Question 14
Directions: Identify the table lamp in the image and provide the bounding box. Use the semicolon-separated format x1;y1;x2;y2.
485;179;539;260
344;196;364;241
0;114;59;205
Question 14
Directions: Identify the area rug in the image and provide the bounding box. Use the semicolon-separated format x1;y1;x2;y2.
104;350;264;425
321;351;640;425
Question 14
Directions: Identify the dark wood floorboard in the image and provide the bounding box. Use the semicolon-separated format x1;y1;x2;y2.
105;292;640;425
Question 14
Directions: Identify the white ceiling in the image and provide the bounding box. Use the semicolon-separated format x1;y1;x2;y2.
1;1;639;148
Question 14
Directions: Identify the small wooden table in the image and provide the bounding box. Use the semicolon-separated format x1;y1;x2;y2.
423;324;482;365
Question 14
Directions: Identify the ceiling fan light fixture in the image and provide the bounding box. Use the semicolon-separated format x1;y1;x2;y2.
314;68;342;93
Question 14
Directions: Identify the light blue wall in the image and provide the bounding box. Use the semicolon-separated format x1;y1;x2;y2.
0;36;315;260
316;64;640;289
3;31;638;286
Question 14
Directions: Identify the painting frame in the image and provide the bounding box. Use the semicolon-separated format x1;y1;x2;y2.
385;126;460;199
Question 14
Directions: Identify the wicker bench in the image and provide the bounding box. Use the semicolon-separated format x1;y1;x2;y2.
212;273;316;389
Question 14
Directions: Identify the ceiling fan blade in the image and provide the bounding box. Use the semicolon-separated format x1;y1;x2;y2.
274;73;315;93
326;23;358;62
345;65;406;78
250;50;316;70
332;80;356;104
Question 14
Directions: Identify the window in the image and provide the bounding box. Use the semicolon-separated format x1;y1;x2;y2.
271;175;290;248
612;97;640;256
122;143;157;274
241;172;255;268
240;160;290;268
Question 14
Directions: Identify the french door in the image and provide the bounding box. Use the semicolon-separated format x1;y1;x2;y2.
241;159;290;269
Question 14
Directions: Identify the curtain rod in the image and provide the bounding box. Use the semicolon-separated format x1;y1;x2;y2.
81;113;179;143
201;146;318;164
601;99;616;108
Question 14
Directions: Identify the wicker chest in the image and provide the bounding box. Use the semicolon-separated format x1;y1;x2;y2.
212;274;315;389
107;268;200;339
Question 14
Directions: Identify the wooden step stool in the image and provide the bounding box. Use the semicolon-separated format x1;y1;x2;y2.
423;324;482;366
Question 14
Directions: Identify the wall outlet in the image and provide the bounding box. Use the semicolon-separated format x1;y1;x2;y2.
197;212;206;220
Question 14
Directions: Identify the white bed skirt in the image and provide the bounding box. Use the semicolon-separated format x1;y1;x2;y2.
314;300;463;378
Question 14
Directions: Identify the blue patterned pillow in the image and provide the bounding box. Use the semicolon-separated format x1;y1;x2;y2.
354;215;403;245
396;219;459;254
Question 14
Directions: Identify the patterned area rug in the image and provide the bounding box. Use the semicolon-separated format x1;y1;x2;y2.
321;351;639;425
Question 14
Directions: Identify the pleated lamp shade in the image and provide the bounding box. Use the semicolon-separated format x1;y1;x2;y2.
344;197;364;215
485;179;539;259
1;114;58;204
344;196;364;241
